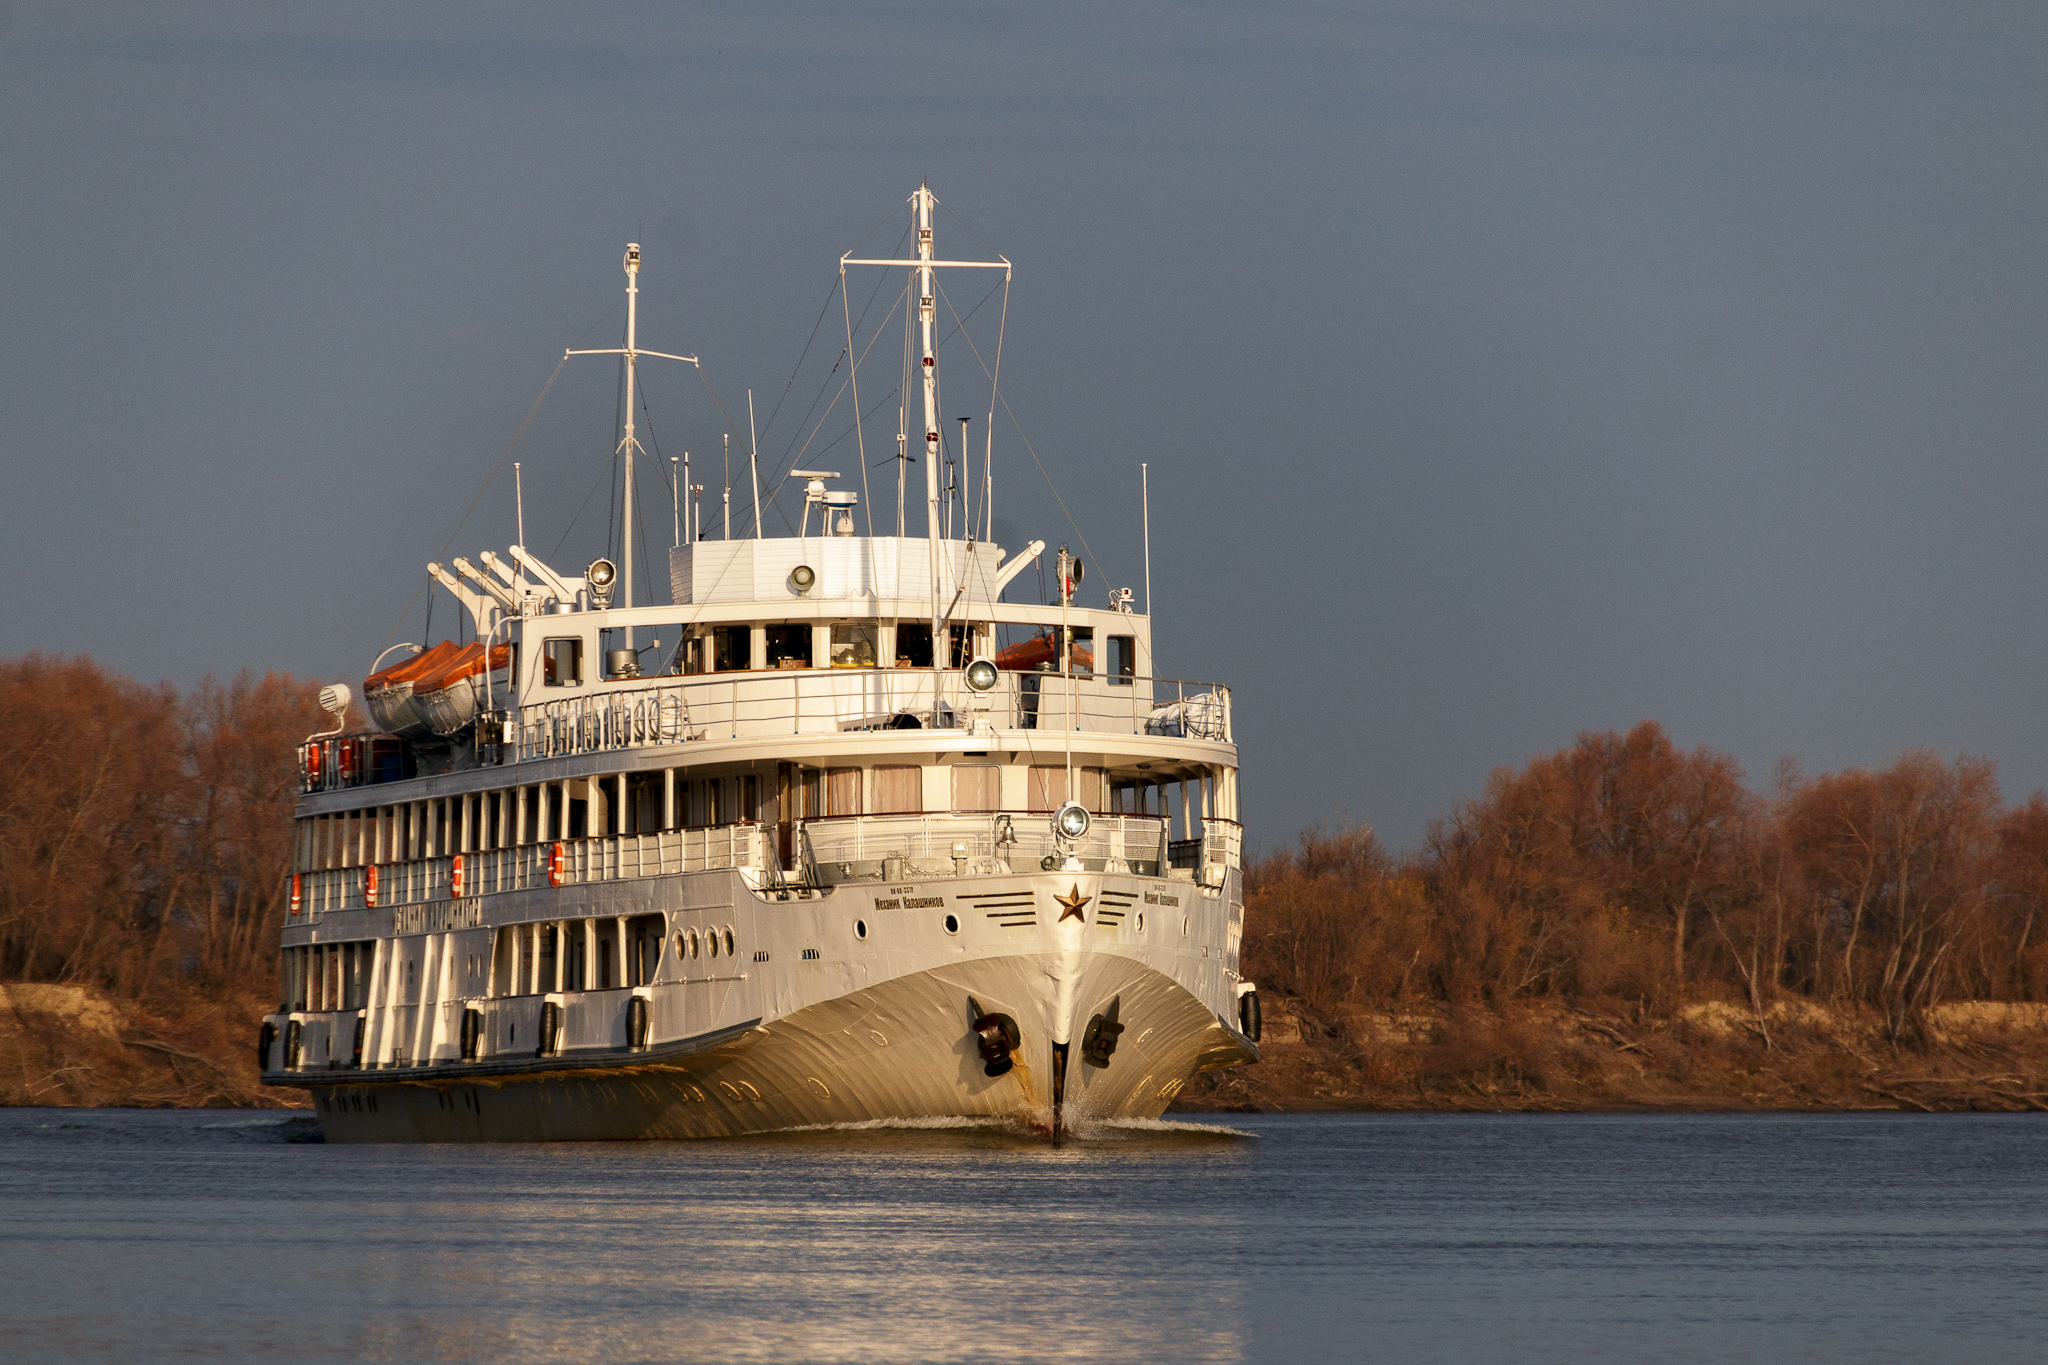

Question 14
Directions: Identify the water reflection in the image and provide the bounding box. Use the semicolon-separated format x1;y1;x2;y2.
7;1110;2048;1364
0;1110;1253;1364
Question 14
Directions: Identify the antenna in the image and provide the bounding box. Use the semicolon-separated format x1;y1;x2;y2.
723;433;732;540
671;456;681;547
1142;461;1152;624
748;389;762;541
957;417;971;541
514;461;526;548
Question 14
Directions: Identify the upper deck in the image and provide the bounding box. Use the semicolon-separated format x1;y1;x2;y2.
303;532;1233;806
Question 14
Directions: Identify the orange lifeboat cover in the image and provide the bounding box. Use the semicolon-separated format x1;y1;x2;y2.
993;634;1092;672
412;642;511;695
364;640;462;693
994;634;1054;671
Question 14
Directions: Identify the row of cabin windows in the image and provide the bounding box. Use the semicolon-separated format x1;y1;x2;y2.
678;622;984;676
295;764;1139;871
533;622;1138;685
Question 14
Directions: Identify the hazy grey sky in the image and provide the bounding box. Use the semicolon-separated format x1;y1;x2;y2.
5;2;2047;850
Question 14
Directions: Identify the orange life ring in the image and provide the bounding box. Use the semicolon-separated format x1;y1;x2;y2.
450;853;465;898
289;873;302;917
364;863;379;908
548;841;566;888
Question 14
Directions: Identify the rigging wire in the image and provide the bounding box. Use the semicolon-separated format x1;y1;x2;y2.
549;451;621;560
753;272;843;452
938;199;1002;259
935;276;1102;579
842;267;876;537
370;353;571;666
636;377;669;603
765;233;905;483
772;285;907;484
782;275;1009;511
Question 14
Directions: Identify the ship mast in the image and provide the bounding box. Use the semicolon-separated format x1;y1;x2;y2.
624;245;639;606
917;185;943;689
842;186;1010;689
565;244;701;611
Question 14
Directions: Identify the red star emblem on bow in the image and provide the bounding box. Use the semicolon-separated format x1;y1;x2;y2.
1056;884;1092;923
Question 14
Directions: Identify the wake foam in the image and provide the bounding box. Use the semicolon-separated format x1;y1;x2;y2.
774;1115;1022;1134
1094;1116;1256;1139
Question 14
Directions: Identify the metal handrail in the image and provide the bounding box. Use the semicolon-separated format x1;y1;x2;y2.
285;812;1241;924
510;669;1231;763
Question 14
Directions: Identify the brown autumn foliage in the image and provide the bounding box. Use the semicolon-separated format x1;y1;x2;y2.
0;654;332;1104
1242;721;2048;1045
9;653;2048;1110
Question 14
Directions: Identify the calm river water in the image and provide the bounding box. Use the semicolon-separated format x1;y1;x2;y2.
2;1108;2042;1362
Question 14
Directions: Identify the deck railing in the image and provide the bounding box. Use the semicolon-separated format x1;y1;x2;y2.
510;670;1230;764
291;825;772;922
798;811;1171;873
287;813;1239;926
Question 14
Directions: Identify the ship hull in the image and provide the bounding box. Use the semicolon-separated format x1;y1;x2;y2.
305;952;1253;1142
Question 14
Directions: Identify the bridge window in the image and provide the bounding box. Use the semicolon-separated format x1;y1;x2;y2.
766;624;811;669
1066;627;1095;677
542;637;583;687
895;622;979;668
1109;635;1135;685
712;626;751;671
830;622;877;667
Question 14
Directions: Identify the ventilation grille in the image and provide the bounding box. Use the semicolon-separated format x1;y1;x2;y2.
1096;891;1135;929
966;889;1037;928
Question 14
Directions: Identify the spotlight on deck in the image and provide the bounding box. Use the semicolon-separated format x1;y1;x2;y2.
788;564;817;596
586;558;617;608
963;657;998;692
1053;801;1091;841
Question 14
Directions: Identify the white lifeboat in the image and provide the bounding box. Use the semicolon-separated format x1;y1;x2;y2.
411;642;513;736
363;641;462;739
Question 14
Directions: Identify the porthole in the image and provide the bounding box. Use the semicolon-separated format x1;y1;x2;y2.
708;932;720;958
1136;911;1146;933
688;930;700;959
855;918;868;940
1182;915;1190;936
943;913;960;934
723;928;735;956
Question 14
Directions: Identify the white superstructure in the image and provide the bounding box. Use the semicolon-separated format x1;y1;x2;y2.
261;186;1259;1142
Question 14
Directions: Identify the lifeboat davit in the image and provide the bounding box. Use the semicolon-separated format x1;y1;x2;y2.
363;641;462;738
994;634;1091;672
411;642;513;736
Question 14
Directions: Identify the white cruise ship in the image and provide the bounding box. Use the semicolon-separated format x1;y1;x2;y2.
261;185;1259;1141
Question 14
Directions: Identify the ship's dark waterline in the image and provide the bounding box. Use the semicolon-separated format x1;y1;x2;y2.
2;1108;2043;1362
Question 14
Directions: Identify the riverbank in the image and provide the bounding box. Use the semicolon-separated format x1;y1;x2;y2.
0;983;291;1108
11;979;2048;1114
1174;994;2048;1113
